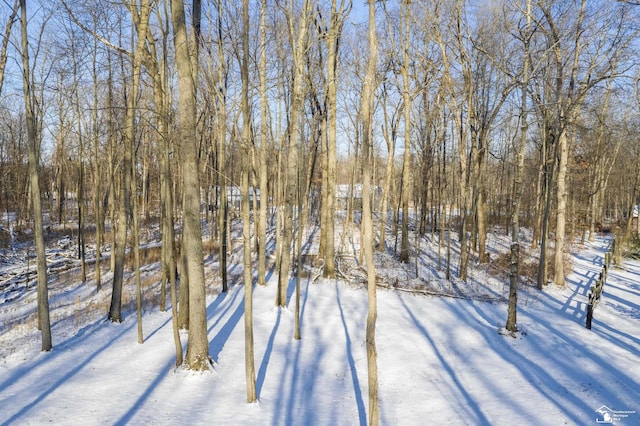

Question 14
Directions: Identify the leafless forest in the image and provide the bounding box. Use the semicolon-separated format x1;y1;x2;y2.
1;0;640;418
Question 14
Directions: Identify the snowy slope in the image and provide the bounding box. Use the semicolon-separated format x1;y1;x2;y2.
0;235;638;425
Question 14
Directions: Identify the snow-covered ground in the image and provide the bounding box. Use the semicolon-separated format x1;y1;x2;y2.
0;228;638;425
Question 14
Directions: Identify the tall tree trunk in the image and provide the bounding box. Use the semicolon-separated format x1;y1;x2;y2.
178;201;190;330
91;36;102;292
257;0;268;286
553;127;569;286
537;126;555;289
152;3;182;362
277;0;312;308
399;2;412;264
322;0;348;277
241;0;257;402
109;0;149;323
171;0;210;371
507;0;530;333
553;0;587;286
531;137;544;250
379;88;397;253
71;39;86;283
362;1;379;423
107;51;117;274
216;0;229;293
133;141;143;344
20;0;51;351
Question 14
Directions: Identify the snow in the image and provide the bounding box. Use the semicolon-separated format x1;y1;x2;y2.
0;231;638;425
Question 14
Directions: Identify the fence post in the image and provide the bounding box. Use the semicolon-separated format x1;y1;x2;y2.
586;238;615;330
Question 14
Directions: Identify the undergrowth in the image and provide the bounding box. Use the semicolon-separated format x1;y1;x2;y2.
623;234;640;260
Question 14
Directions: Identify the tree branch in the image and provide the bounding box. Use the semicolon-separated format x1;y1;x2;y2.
60;0;132;57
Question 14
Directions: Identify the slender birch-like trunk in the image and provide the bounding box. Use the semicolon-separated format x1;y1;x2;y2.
257;0;268;286
277;0;312;307
241;0;257;402
362;1;379;423
20;0;51;351
507;0;531;333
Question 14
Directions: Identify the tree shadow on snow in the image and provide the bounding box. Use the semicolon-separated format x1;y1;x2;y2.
256;308;282;399
459;290;638;423
454;298;600;424
336;284;367;426
397;295;491;425
208;286;244;364
0;318;136;425
114;351;177;425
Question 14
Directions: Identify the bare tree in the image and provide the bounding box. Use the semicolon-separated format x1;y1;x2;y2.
215;0;229;294
107;0;149;323
378;81;400;253
90;31;103;292
241;0;257;402
20;0;51;351
398;0;413;264
362;1;379;423
170;0;210;371
257;0;269;286
320;0;350;277
507;0;531;333
531;0;632;287
276;0;314;308
0;0;18;96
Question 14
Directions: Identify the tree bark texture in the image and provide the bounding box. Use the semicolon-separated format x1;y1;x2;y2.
20;0;51;351
171;0;210;371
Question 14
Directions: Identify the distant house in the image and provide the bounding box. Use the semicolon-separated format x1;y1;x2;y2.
335;184;382;211
209;186;260;211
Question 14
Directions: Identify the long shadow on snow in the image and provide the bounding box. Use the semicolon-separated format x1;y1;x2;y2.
606;274;640;298
604;268;640;299
573;251;605;267
536;236;621;327
435;298;542;420
591;318;640;355
0;318;136;425
114;352;177;425
294;279;355;426
301;226;318;254
612;264;640;282
143;315;173;343
256;308;282;400
601;282;640;318
270;276;320;425
208;285;244;364
0;315;129;399
519;307;639;411
112;314;176;424
207;287;239;335
336;284;367;426
535;261;600;325
535;263;640;354
285;274;297;306
398;295;491;425
456;298;598;424
285;277;319;426
548;269;596;322
272;319;309;426
465;291;639;420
